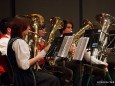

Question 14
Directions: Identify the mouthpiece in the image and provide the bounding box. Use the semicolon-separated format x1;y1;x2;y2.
29;30;38;34
43;31;47;33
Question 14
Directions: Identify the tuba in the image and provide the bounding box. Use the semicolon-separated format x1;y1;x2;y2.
30;14;44;57
24;14;44;70
95;13;115;61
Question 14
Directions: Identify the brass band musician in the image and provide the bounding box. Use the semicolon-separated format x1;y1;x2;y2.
49;19;110;86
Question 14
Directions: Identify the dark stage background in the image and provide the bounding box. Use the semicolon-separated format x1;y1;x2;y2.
0;0;115;32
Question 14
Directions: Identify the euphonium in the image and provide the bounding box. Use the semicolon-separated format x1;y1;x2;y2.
47;17;63;44
46;17;63;66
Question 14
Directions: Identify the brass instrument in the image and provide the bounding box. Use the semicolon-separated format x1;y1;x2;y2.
95;13;115;61
68;19;93;60
30;14;44;57
47;17;63;44
72;19;93;44
46;17;63;66
24;14;44;70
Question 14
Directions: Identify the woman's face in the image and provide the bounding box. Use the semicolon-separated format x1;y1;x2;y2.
63;23;72;34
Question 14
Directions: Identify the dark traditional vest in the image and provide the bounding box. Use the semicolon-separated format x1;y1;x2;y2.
7;37;35;86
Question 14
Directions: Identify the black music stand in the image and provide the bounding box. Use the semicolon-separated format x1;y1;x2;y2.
46;37;64;57
107;29;115;66
44;33;74;85
84;29;101;49
46;32;73;57
83;29;106;86
107;29;115;48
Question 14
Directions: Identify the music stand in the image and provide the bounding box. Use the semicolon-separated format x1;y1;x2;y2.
72;37;89;61
107;29;115;48
107;29;115;65
84;29;101;49
57;36;74;58
46;33;73;57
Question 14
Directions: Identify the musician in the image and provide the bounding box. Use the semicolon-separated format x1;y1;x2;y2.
0;17;12;85
52;19;109;86
82;20;114;86
37;25;46;67
7;15;61;86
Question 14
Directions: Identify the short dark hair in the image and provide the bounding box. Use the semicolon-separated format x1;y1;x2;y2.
11;15;31;38
0;17;12;34
59;19;73;34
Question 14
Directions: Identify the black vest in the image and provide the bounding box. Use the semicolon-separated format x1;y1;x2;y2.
7;37;35;86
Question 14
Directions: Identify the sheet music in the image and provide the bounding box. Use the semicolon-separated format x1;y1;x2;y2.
73;37;89;61
57;36;74;57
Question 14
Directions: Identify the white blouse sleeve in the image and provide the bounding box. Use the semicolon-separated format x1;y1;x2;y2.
12;39;30;70
84;50;105;64
0;38;9;55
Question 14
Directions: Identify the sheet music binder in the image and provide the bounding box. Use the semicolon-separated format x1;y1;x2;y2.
73;37;89;61
57;36;74;57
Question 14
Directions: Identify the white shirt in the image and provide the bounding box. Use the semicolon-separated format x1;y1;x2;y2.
12;39;46;70
84;50;106;64
38;37;45;42
0;34;10;55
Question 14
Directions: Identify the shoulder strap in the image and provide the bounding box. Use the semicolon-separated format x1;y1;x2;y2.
8;37;21;45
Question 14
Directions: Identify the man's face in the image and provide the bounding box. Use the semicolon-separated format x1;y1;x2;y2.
38;28;46;37
63;23;72;34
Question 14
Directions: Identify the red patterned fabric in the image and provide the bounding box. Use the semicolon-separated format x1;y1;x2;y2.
0;35;8;39
38;41;45;65
0;35;8;75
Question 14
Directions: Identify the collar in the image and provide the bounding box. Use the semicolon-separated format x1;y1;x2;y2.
0;34;10;39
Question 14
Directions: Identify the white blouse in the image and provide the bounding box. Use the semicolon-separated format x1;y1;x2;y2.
12;39;46;70
0;34;10;55
12;39;30;70
84;50;106;64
